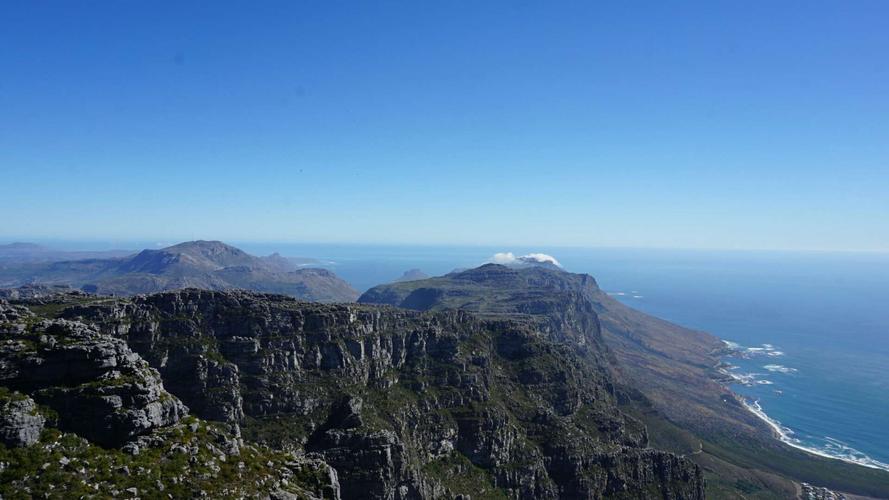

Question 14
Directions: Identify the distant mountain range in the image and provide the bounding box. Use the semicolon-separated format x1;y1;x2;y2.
0;240;358;302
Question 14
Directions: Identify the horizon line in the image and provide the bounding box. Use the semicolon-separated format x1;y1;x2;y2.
2;237;888;256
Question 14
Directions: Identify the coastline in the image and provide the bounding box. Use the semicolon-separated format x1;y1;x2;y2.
741;398;889;472
717;341;889;473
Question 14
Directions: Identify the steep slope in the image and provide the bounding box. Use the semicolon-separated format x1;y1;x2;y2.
0;299;339;498
43;289;706;499
358;264;749;433
358;264;889;498
0;240;359;302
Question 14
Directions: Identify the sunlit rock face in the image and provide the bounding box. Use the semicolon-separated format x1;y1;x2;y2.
0;304;187;447
59;288;704;499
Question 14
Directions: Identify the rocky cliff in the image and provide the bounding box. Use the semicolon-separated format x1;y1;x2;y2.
4;264;887;498
44;288;705;499
358;264;889;498
360;264;754;436
0;299;341;498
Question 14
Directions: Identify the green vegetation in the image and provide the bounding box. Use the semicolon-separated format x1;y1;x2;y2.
422;452;508;499
623;397;889;498
701;432;889;498
23;296;117;320
242;413;319;449
0;416;331;499
0;386;30;403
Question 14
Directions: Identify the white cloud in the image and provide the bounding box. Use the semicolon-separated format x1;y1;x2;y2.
488;252;562;268
491;252;518;264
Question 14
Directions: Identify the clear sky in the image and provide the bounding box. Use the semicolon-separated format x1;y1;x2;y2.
2;1;888;251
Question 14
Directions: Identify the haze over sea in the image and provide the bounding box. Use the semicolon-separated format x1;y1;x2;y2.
233;243;889;471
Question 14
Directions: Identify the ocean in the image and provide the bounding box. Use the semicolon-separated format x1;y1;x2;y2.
573;248;889;472
235;243;889;472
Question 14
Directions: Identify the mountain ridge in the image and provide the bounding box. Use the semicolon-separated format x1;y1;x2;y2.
359;263;889;498
2;288;706;499
0;240;359;302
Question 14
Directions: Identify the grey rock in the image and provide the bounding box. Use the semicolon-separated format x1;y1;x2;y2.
327;396;364;430
0;391;44;447
0;316;187;447
67;289;704;499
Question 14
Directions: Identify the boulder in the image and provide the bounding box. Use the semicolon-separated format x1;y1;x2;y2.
0;391;44;447
0;317;187;447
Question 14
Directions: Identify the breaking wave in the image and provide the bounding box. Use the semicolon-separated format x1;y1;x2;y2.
742;399;889;472
721;340;888;471
716;364;768;387
722;340;786;358
763;364;798;374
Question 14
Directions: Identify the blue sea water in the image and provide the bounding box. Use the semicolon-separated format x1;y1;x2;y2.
24;240;889;471
567;248;889;472
236;243;889;472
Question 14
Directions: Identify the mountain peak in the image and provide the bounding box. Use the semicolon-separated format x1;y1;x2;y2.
394;268;429;282
118;241;252;275
163;240;246;256
451;262;570;283
80;240;358;301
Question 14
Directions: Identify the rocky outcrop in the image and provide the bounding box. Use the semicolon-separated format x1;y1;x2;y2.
0;284;88;301
0;390;44;447
0;413;342;499
360;264;611;353
309;428;412;499
0;303;187;447
801;482;847;500
0;299;340;499
61;289;704;499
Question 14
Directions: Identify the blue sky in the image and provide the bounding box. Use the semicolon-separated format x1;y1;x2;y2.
2;1;888;251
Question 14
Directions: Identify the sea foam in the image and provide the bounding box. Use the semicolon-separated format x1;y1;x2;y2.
742;399;889;472
763;364;798;374
722;340;785;358
721;342;889;471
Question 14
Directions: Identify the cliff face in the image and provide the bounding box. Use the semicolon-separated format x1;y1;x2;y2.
358;265;889;499
359;264;761;437
0;306;187;447
0;299;340;498
59;289;704;499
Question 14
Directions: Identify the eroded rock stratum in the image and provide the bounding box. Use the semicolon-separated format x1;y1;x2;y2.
43;288;704;499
